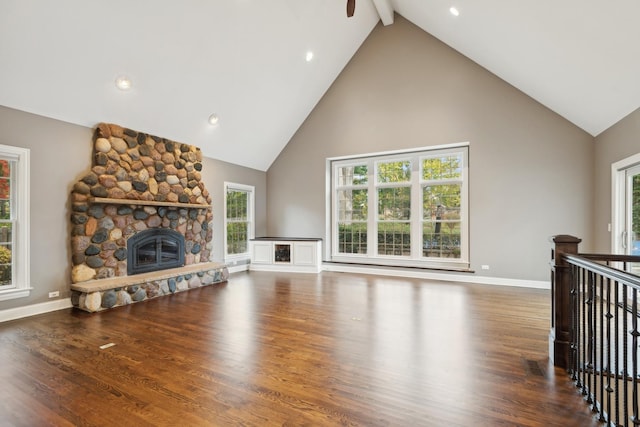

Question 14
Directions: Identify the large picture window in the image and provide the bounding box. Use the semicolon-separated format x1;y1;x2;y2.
224;182;254;261
329;144;469;270
0;144;30;301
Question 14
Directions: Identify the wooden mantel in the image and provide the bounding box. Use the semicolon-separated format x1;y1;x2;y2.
88;197;210;209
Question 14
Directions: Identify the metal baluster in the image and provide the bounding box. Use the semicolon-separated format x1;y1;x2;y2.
605;276;613;426
580;270;587;395
598;274;605;421
615;279;621;426
631;288;640;425
600;278;612;423
571;264;579;381
623;284;629;425
587;270;595;406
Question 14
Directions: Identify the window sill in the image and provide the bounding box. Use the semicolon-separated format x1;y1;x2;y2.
330;255;470;271
0;287;33;301
224;254;251;264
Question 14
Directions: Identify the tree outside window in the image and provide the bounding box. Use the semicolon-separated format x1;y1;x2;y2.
330;146;468;269
0;159;12;286
224;183;254;259
0;144;30;301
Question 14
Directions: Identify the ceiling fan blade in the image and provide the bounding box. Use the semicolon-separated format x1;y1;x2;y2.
347;0;355;17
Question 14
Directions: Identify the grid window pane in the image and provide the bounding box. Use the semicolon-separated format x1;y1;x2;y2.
227;222;248;255
377;222;411;256
0;160;11;221
423;184;461;220
226;190;248;220
338;189;367;221
378;187;411;220
337;165;367;186
0;159;12;287
423;184;461;259
377;160;411;183
226;189;249;255
337;222;367;254
0;223;12;285
422;155;462;180
422;222;461;258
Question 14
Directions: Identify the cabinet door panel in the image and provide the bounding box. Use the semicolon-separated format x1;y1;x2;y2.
293;242;316;266
252;242;272;264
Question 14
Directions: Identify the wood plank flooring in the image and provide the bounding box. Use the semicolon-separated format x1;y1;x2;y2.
0;271;601;426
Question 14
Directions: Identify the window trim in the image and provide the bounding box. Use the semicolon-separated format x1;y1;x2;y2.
0;144;31;301
326;143;469;271
611;152;640;254
223;182;255;263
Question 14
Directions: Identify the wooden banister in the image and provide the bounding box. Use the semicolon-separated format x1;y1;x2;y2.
549;234;581;369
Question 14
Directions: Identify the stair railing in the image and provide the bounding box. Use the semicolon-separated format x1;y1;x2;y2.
551;235;640;426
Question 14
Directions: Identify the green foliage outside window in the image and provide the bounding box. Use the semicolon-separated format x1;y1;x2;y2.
227;222;248;254
377;221;411;256
338;189;367;221
0;160;11;285
422;155;462;180
338;222;367;254
338;165;368;186
0;245;11;285
377;187;410;220
335;151;465;260
377;160;411;183
226;189;249;255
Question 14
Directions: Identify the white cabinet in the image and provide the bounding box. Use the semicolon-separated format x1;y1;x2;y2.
250;238;322;273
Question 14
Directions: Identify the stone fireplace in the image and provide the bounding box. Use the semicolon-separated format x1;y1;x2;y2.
69;123;227;312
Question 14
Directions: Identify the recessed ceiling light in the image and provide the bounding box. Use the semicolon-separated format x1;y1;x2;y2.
305;51;314;62
115;76;132;91
449;7;460;17
208;114;219;126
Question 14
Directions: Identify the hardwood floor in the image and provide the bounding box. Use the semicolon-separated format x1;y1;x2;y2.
0;271;601;426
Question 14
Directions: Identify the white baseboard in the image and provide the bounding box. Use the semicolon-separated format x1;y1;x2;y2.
322;263;550;289
0;298;73;323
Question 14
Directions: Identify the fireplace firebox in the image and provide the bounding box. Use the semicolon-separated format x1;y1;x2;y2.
127;229;185;275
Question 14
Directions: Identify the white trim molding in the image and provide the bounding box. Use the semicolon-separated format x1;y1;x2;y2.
611;152;640;254
0;144;31;300
223;182;255;263
0;298;72;323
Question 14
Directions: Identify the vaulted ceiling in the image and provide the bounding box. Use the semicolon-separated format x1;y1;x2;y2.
1;1;639;171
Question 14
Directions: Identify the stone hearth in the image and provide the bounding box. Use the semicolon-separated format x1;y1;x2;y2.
69;123;227;312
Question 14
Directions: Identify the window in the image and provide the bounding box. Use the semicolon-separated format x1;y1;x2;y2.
329;144;469;270
224;182;254;261
0;144;30;301
611;152;640;274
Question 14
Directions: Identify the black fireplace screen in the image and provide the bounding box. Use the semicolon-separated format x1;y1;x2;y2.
127;229;185;275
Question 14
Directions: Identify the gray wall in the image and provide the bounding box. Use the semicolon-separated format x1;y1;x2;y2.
593;107;640;252
0;105;92;310
0;105;266;311
201;157;267;262
266;15;594;282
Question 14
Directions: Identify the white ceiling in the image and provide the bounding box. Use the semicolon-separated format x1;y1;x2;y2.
1;0;639;172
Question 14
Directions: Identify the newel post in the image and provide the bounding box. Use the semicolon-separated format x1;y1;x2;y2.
549;234;581;369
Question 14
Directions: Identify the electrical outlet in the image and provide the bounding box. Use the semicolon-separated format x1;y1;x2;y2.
48;291;59;298
481;265;490;270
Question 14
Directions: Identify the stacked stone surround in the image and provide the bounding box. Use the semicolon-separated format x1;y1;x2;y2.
69;123;227;312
